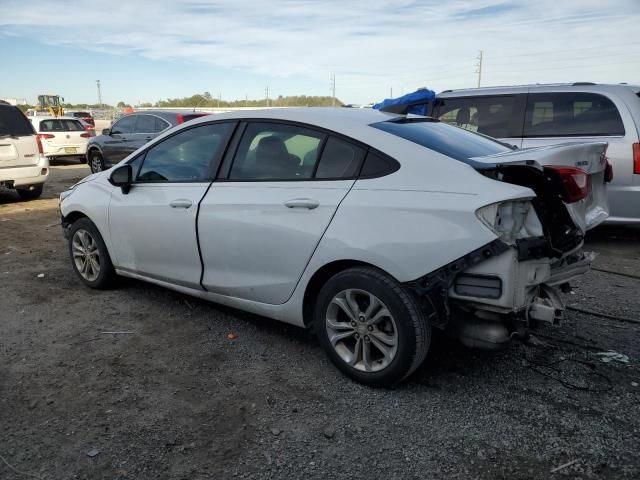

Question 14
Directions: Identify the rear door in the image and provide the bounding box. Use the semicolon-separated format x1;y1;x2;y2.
520;90;632;220
199;122;365;304
435;94;526;148
129;114;168;151
108;122;235;286
0;106;38;168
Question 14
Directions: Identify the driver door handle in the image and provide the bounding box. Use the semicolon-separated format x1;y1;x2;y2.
170;199;193;209
284;198;319;210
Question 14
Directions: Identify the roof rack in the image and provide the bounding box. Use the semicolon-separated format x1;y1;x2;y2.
572;82;597;86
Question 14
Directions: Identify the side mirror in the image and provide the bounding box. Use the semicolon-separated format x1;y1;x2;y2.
109;164;133;194
102;128;111;135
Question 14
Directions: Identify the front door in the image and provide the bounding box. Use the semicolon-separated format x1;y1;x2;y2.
103;114;138;164
199;122;365;304
108;122;235;287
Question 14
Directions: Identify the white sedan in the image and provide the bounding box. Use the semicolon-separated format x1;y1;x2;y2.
29;116;91;162
59;108;610;386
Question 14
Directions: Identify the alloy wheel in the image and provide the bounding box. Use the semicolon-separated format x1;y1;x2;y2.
90;153;103;172
325;289;398;372
72;229;101;282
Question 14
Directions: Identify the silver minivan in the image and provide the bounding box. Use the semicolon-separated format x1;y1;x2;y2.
435;83;640;224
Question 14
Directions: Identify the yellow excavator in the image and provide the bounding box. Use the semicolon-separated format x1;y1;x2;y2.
36;94;64;117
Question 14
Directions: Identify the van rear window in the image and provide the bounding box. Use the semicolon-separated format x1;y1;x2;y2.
39;119;85;132
0;106;35;136
371;118;511;161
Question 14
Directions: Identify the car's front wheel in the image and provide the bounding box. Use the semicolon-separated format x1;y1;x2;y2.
89;150;105;173
315;267;430;387
68;217;116;289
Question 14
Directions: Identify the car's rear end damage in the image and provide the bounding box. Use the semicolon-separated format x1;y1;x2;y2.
406;142;610;349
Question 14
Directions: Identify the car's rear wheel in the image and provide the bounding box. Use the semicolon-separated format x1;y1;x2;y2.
68;217;115;289
315;267;430;387
16;185;43;200
89;150;105;173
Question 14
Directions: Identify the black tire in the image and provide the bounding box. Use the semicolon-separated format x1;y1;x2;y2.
16;184;43;200
89;150;105;173
315;267;430;387
68;217;116;289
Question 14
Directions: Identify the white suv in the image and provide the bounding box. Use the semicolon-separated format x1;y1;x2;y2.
435;83;640;224
0;102;49;199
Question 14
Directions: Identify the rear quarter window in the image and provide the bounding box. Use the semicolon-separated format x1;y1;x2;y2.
524;92;625;137
0;106;35;136
371;119;512;162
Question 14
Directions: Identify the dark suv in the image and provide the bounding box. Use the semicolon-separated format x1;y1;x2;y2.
86;110;208;173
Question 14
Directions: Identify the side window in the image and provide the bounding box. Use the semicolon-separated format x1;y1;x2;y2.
135;115;157;133
524;92;625;137
111;116;136;134
137;123;233;182
315;137;365;179
154;116;169;132
436;96;517;138
229;122;324;180
360;150;400;178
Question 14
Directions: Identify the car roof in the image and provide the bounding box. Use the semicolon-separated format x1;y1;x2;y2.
30;116;82;121
187;107;402;132
438;83;640;96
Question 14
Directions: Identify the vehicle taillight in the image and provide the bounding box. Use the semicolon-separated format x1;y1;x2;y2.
80;132;91;138
38;134;55;139
176;114;184;124
36;135;44;154
604;159;613;183
545;166;590;203
634;143;640;174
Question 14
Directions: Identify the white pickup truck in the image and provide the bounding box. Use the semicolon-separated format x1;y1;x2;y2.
0;102;49;200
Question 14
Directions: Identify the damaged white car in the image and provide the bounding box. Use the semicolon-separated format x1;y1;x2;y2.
59;108;611;386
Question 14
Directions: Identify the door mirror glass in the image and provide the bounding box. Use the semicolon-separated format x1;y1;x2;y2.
102;128;111;135
109;164;133;193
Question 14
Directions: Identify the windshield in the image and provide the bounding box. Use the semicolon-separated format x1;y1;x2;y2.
371;118;512;161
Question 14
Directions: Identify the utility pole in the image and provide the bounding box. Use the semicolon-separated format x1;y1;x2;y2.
96;80;102;108
265;86;269;107
475;50;483;88
390;87;393;98
217;92;221;108
245;94;248;107
330;74;336;106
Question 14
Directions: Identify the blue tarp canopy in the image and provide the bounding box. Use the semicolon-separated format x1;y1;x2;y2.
372;89;436;116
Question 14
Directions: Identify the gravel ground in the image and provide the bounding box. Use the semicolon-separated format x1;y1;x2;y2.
1;163;639;480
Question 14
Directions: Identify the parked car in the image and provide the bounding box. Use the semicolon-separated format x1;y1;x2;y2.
60;108;609;386
86;110;209;173
65;111;95;127
0;102;49;199
78;119;96;134
434;83;639;224
29;116;92;163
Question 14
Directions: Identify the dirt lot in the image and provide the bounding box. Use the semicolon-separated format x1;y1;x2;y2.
1;164;639;479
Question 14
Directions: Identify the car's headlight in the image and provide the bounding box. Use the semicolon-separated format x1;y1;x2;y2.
476;199;543;244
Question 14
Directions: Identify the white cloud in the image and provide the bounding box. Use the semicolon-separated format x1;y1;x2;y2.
1;0;639;102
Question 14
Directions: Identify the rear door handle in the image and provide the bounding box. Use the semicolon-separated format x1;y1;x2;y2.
170;199;193;209
284;198;319;210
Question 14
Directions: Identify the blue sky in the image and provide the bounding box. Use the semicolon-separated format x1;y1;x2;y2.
1;0;639;105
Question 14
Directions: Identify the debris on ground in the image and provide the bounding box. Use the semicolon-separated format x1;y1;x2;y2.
36;273;44;278
270;428;281;436
86;448;100;458
550;459;578;473
322;426;336;439
594;351;630;364
227;333;237;340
